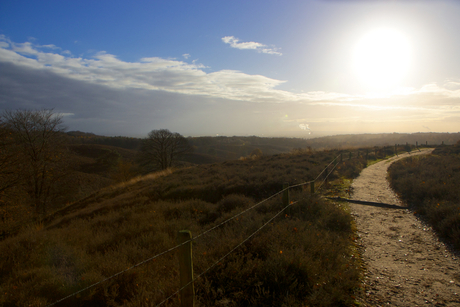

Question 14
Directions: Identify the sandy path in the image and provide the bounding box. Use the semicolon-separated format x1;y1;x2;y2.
350;149;460;306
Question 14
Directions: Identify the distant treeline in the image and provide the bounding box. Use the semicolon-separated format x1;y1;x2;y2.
303;132;460;149
67;131;460;160
67;131;142;150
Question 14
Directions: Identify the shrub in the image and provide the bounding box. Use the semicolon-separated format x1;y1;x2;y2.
0;149;365;306
388;151;460;249
217;194;254;213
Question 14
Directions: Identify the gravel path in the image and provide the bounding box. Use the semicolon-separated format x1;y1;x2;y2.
350;149;460;306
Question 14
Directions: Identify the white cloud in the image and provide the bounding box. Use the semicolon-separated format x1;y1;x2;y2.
0;37;335;104
39;44;60;50
1;36;460;114
417;82;460;98
12;42;39;55
222;36;282;56
182;53;190;59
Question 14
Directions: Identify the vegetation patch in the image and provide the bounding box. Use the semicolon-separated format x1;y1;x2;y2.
388;143;460;249
0;149;366;306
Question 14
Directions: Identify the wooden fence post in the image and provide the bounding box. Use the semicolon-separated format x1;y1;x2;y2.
310;181;315;194
177;230;195;307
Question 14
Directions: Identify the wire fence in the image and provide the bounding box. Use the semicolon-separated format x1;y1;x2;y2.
45;144;427;306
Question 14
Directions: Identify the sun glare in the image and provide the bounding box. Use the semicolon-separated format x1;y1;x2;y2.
353;28;411;90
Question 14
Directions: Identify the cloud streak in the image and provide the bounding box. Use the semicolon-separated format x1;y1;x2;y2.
2;36;459;108
0;36;355;104
222;36;282;56
1;36;460;136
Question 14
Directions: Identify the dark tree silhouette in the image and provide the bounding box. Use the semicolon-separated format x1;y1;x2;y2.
1;109;68;217
0;120;20;196
138;129;192;171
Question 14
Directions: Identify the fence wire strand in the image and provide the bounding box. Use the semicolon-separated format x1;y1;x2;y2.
317;159;340;191
45;151;350;307
155;200;298;307
45;239;191;307
193;189;285;241
314;153;341;182
45;186;287;307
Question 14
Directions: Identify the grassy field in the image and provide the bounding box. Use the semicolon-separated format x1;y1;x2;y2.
388;143;460;250
0;149;367;306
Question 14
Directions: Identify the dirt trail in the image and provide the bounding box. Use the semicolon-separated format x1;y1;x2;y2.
350;149;460;306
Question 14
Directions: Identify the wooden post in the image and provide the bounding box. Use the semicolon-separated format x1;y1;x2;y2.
416;141;418;147
283;183;290;215
177;230;195;307
426;141;428;146
310;181;315;194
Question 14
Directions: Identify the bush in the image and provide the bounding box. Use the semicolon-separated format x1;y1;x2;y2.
388;151;460;249
0;149;365;306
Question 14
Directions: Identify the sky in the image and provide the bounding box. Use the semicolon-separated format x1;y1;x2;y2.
1;0;459;138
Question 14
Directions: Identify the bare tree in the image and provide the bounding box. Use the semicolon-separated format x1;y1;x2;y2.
0;120;20;195
0;120;23;227
138;129;192;171
1;109;68;217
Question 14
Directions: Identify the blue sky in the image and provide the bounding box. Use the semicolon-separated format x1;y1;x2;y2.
1;0;459;137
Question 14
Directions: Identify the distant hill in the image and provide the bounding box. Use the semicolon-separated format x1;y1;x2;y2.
67;131;142;150
66;131;460;165
302;132;460;149
49;143;137;206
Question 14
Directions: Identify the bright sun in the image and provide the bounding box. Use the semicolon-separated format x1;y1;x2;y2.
353;28;411;90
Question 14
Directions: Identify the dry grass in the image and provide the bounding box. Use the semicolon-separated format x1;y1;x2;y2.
0;149;366;306
388;144;460;249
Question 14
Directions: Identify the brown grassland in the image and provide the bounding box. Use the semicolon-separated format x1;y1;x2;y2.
388;141;460;250
0;148;369;307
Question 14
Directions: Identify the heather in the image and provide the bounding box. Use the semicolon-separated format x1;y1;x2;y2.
0;149;366;306
388;143;460;249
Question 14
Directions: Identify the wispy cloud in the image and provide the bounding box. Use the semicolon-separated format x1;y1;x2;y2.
417;82;460;99
1;36;459;117
0;37;346;104
222;36;282;56
182;53;190;59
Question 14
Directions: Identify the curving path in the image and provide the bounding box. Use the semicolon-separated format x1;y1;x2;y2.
350;149;460;306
